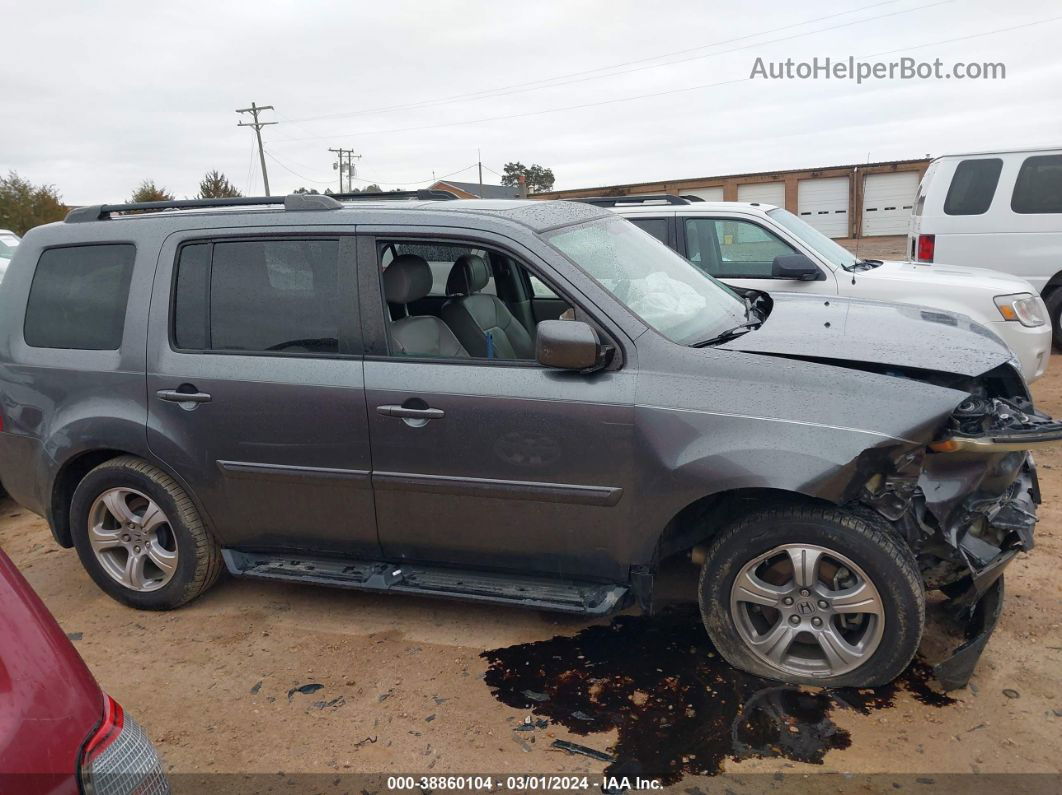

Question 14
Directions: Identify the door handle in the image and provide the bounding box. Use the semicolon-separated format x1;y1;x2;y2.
376;405;444;420
157;389;212;404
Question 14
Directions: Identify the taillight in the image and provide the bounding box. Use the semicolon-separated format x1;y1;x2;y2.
916;234;935;263
79;693;169;794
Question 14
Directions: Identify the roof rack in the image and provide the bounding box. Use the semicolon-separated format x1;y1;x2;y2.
329;189;459;201
572;194;692;207
65;193;344;223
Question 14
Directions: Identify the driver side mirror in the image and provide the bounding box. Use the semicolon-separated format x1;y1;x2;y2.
535;320;606;371
771;254;822;281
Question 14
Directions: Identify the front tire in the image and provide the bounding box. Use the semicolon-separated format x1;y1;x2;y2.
71;456;222;610
698;504;924;688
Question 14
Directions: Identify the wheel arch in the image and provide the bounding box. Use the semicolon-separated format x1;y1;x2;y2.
652;487;834;567
49;449;212;548
1040;269;1062;297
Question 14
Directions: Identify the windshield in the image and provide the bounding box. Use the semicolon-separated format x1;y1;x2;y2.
544;215;747;345
0;234;18;260
766;208;859;269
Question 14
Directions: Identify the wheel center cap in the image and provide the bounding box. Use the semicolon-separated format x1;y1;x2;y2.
796;600;816;615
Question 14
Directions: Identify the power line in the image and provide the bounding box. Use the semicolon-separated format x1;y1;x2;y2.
243;134;258;195
270;13;1062;144
263;150;334;184
236;102;277;196
282;0;904;125
263;149;480;188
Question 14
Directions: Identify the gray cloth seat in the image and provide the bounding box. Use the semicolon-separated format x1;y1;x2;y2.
441;255;534;359
383;254;469;358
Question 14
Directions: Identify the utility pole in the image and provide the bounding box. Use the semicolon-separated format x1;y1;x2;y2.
478;148;483;193
236;102;277;196
329;148;361;192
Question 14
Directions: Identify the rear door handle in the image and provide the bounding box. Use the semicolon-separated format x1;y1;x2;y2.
157;389;212;404
376;405;444;420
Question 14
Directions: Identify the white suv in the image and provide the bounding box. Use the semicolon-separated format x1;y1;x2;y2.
604;197;1051;382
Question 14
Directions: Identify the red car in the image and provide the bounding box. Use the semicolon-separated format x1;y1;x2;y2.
0;549;169;794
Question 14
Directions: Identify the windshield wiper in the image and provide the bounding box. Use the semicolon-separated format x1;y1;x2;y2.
690;321;762;348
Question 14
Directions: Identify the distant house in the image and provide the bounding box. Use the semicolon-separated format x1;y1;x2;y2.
430;179;521;199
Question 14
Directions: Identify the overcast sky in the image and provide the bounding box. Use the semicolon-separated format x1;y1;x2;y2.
1;0;1060;204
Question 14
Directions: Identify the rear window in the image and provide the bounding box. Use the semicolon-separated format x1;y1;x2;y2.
1011;154;1062;214
173;239;341;354
944;158;1002;215
24;244;135;350
628;218;669;245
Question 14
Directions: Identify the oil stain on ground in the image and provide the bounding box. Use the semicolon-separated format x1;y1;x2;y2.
481;604;954;784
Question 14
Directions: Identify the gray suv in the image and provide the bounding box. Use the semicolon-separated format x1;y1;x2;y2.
0;193;1054;689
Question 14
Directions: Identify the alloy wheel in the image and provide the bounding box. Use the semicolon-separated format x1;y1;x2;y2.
729;543;885;678
87;487;178;592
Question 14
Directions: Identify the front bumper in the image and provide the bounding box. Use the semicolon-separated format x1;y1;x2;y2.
921;458;1038;689
932;575;1006;690
989;319;1051;383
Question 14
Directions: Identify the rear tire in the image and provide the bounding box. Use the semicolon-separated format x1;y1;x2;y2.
698;503;924;688
71;456;222;610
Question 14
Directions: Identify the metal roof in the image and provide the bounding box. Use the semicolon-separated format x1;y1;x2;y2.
435;180;521;199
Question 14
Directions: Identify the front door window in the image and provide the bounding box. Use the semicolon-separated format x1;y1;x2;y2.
684;218;799;278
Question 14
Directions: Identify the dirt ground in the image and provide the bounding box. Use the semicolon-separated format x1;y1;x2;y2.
3;351;1061;792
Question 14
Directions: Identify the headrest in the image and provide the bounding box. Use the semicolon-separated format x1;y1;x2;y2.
383;254;433;304
445;254;491;296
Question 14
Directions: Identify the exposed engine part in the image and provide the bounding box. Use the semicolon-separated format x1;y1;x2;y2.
935;396;1062;451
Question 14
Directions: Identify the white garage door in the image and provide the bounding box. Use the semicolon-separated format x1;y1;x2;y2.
684;186;724;202
862;172;919;236
737;182;785;207
798;177;850;238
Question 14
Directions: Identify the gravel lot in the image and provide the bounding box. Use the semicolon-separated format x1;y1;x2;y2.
2;345;1060;792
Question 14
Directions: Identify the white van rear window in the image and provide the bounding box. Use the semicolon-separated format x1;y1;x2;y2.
944;159;1002;216
1012;155;1062;214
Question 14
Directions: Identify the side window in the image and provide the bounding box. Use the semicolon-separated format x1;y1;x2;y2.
1011;155;1062;214
377;237;576;362
529;274;558;298
628;218;670;245
381;242;496;296
684;218;797;278
173;239;342;354
25;244;135;350
944;158;1002;215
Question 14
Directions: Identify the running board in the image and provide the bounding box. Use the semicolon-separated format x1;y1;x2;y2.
222;550;628;615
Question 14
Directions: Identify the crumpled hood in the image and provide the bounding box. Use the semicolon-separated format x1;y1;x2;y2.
721;292;1016;377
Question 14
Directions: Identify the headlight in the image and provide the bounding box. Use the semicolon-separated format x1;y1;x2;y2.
994;293;1046;327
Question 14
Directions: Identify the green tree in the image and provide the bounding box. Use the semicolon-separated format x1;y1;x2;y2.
501;162;555;194
129;180;174;203
0;172;67;234
197;170;241;199
345;183;383;193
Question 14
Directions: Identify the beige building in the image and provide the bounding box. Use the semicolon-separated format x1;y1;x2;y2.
535;157;931;238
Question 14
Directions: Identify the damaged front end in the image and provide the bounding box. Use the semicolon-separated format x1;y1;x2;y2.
859;370;1057;689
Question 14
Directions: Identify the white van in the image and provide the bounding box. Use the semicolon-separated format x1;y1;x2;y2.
909;147;1062;342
